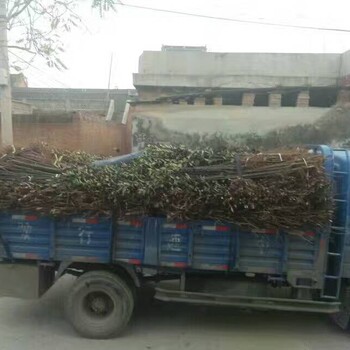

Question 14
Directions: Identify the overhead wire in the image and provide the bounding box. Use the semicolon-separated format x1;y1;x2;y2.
8;1;350;90
20;71;57;89
116;2;350;33
9;50;70;88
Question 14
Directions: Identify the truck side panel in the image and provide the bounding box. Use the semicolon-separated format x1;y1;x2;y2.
0;212;326;287
0;214;51;260
111;218;325;287
55;217;113;263
0;215;113;263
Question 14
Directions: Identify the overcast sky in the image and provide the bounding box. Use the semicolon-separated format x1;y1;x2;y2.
10;0;350;89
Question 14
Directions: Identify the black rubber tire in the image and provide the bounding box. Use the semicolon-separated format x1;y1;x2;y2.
65;271;134;339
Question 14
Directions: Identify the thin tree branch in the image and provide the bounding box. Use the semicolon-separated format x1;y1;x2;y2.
7;45;35;54
8;0;35;20
7;0;115;72
7;0;25;19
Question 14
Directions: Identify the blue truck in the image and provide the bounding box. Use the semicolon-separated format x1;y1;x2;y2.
1;145;350;338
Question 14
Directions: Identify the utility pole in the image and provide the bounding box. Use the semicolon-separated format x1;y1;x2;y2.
0;0;13;146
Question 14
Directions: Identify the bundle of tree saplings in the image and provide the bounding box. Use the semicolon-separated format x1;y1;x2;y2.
0;144;103;215
0;144;333;230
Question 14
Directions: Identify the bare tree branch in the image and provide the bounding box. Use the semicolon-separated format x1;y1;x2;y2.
7;0;24;19
8;45;35;54
8;0;34;20
7;0;114;71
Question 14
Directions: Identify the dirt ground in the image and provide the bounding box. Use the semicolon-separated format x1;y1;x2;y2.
0;275;349;350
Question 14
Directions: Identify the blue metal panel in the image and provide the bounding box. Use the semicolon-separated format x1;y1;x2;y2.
0;212;323;275
142;218;160;266
192;222;231;271
0;213;51;260
114;218;145;264
0;213;113;263
110;216;322;274
158;221;189;267
54;216;112;263
333;148;350;279
287;234;318;271
93;151;144;167
237;231;283;274
312;145;334;177
343;234;350;276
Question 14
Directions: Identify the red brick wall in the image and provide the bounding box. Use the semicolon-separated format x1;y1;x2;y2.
3;119;131;156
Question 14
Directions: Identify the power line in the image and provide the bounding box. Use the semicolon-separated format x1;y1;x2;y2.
118;2;350;33
22;70;57;89
9;50;70;88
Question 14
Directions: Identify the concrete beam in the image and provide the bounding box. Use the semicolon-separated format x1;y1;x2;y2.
133;73;337;90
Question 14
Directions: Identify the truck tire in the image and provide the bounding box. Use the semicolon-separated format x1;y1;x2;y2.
65;270;134;339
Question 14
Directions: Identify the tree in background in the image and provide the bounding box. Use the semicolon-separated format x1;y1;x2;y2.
7;0;117;70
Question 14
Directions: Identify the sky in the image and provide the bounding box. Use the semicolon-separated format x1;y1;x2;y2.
8;0;350;89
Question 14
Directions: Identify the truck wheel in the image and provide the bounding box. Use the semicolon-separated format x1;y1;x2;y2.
65;270;134;339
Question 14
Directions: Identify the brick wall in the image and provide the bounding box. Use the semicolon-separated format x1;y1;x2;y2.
1;118;131;156
12;88;135;121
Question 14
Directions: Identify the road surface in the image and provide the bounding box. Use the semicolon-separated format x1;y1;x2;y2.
0;276;349;350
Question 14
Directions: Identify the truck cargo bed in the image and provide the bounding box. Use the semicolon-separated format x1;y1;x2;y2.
0;214;327;287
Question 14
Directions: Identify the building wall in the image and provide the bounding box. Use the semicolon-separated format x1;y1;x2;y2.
130;48;350;150
0;118;131;156
11;100;33;115
10;73;28;88
12;88;136;120
131;103;331;151
339;50;350;87
138;51;340;77
132;104;329;134
135;51;341;98
134;73;337;92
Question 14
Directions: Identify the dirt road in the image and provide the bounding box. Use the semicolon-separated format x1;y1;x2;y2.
0;276;349;350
